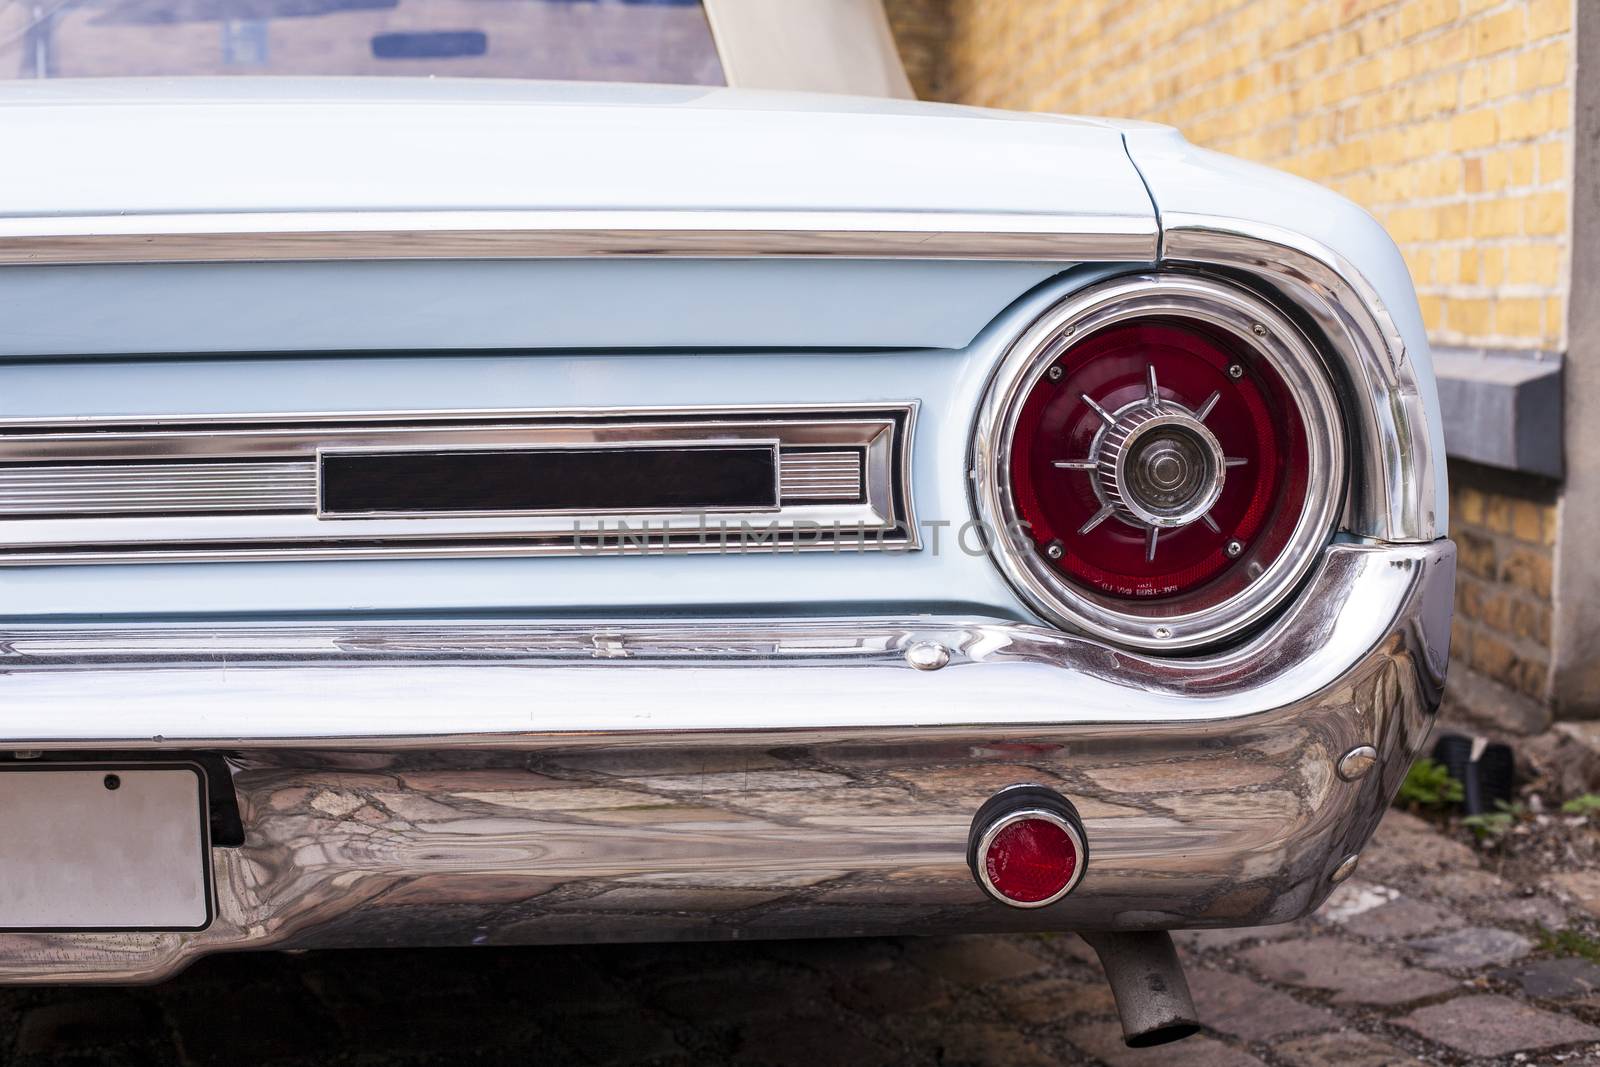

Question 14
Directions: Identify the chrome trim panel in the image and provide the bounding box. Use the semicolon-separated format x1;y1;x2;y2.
1161;215;1441;542
0;404;911;563
778;451;864;500
0;210;1159;265
973;274;1346;651
0;461;316;515
0;540;1451;981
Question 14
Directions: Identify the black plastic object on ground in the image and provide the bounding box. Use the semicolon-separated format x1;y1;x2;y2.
1433;732;1516;815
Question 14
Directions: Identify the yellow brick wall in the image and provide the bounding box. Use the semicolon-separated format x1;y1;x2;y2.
942;0;1574;352
883;0;950;101
1451;471;1558;705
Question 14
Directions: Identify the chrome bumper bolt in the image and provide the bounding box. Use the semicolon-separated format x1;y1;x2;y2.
1337;745;1378;781
905;641;951;671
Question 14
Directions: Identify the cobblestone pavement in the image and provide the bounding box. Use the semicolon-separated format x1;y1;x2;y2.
4;808;1600;1066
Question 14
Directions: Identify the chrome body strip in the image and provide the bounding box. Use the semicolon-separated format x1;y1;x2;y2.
0;540;1451;980
1161;216;1442;543
0;210;1159;265
0;404;912;562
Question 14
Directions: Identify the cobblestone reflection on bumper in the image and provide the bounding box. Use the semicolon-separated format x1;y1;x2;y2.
0;541;1452;982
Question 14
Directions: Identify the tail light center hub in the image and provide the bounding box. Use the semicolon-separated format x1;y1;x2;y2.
1097;404;1227;531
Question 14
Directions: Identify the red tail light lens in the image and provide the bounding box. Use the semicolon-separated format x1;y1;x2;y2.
1008;320;1308;601
973;275;1344;651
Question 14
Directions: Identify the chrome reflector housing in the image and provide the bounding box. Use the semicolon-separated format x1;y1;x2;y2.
972;274;1345;651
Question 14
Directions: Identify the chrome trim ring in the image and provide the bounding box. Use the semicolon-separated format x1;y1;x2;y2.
974;808;1087;909
973;273;1346;651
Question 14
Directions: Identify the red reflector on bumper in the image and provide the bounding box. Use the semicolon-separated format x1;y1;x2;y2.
968;786;1088;908
983;816;1079;904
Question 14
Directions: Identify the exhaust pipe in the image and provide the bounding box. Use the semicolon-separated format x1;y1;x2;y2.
965;787;1199;1046
1079;931;1201;1047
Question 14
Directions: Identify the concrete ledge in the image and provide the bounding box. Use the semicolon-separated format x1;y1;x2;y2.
1433;347;1563;479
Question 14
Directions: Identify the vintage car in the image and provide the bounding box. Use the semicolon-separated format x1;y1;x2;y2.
0;0;1451;1049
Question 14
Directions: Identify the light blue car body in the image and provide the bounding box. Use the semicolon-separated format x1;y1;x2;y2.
0;79;1444;622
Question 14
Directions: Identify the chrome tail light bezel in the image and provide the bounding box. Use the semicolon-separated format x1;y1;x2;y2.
972;273;1346;652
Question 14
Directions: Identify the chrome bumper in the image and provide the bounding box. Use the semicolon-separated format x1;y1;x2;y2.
0;540;1452;982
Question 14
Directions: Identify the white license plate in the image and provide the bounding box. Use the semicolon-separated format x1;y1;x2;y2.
0;766;212;931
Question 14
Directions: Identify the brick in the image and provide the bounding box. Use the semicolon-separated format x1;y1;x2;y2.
1450;107;1500;151
1508;245;1563;287
1529;0;1575;39
1406;927;1534;969
1496;297;1545;339
1241;937;1459;1005
1455;528;1496;579
1510;599;1552;645
1492;957;1600;999
1365;809;1480;870
1188;968;1339;1042
1501;545;1554;598
1526;190;1569;234
1484;892;1571;930
1275;1031;1421;1067
1397;994;1600;1056
1174;923;1304;951
1550;870;1600;918
1484;492;1514;534
1429;866;1513;901
1477;587;1512;631
1348;898;1466;941
1068;1019;1266;1067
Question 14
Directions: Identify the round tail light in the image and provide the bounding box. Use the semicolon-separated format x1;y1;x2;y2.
973;274;1344;651
968;786;1087;908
